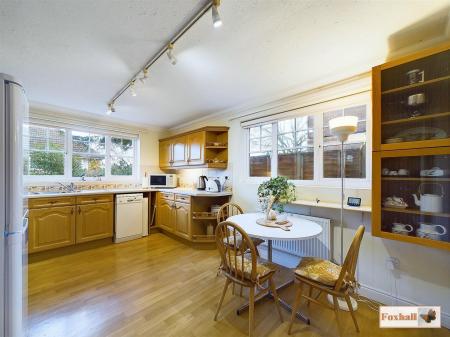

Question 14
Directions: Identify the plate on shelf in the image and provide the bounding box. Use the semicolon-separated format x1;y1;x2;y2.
394;127;447;142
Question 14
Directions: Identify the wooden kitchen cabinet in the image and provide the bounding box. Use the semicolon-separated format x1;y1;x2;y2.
187;131;206;165
76;202;113;243
28;206;76;253
171;136;188;167
157;198;175;232
175;202;191;239
159;139;173;168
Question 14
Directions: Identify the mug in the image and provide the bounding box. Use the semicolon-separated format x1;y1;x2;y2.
419;223;447;235
406;69;425;84
407;93;426;106
392;223;413;232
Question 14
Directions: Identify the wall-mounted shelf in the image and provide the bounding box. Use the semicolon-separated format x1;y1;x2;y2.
382;207;450;218
381;75;450;95
381;112;450;126
381;177;450;182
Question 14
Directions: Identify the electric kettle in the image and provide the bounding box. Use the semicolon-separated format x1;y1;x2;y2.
196;175;208;190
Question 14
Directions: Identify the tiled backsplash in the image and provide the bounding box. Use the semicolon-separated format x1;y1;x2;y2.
175;166;233;190
25;182;143;193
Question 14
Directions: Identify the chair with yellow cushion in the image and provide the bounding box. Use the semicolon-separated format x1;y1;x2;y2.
288;225;365;335
214;221;283;337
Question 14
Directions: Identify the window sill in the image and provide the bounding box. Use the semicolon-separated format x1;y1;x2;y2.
291;199;371;212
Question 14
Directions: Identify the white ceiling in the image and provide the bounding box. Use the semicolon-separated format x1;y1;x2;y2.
1;0;449;129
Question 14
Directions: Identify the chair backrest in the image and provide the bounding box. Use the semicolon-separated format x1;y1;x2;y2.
216;202;244;224
215;221;258;283
335;225;365;290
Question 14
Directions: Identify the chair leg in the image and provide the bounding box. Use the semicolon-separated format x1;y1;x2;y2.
332;295;342;337
214;278;231;321
288;281;303;335
269;278;283;322
249;286;255;337
345;295;360;332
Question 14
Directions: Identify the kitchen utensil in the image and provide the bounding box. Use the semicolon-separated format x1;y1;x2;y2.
398;169;409;176
412;183;444;213
407;93;426;106
196;175;208;190
392;222;413;233
419;222;447;235
420;167;447;177
383;196;408;209
406;69;424;84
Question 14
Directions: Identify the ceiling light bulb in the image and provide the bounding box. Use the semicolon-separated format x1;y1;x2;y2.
166;43;177;65
212;2;222;28
139;69;149;84
106;103;115;115
130;81;137;97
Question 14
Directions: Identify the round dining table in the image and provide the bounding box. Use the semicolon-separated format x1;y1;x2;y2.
227;212;323;324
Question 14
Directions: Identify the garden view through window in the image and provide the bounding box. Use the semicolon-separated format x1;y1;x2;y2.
23;124;137;179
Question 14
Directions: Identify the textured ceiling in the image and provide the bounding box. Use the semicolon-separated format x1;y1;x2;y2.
1;0;449;128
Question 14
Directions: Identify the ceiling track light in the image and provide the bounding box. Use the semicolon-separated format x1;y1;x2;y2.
107;0;223;112
106;103;115;115
130;80;137;97
166;43;177;65
212;0;222;28
139;68;149;84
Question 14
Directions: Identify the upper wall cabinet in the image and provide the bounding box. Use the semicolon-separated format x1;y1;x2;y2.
372;42;450;152
159;126;229;169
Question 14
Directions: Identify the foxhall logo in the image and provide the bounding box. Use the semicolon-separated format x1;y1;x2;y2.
380;306;441;328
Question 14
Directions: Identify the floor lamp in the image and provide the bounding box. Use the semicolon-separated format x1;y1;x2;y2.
327;115;358;311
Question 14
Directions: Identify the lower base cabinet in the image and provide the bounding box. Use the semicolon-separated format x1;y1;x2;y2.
28;195;114;253
175;202;191;239
29;206;76;253
156;193;191;240
76;202;114;243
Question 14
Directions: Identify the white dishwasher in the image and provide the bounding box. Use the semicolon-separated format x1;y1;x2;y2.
115;193;144;243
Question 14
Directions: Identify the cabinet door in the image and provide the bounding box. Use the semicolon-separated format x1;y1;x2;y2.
29;206;76;253
187;131;205;165
175;202;191;239
159;140;172;168
172;136;188;166
76;202;113;243
157;200;175;232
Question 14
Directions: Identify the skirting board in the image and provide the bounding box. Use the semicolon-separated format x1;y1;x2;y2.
359;284;450;329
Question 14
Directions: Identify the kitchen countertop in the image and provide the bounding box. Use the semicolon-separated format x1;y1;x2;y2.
25;187;232;199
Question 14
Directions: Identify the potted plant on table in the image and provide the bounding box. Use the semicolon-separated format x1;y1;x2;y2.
257;176;296;214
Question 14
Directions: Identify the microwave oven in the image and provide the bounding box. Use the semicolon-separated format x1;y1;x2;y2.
149;174;177;188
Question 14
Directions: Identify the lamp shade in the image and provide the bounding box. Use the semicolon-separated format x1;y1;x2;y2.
329;116;358;142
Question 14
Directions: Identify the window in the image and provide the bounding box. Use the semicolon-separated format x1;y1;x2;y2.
323;105;366;178
110;137;134;176
277;116;314;180
23;124;66;176
246;102;369;186
249;124;272;177
23;124;139;181
72;131;106;177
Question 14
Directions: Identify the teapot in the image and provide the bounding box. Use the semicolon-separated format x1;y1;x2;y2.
412;183;444;213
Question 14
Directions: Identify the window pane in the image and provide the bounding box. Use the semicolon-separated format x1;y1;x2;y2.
72;131;90;142
323;143;366;178
278;133;295;149
278;119;295;134
260;136;272;151
249;127;260;139
323;110;343;126
261;124;272;137
295;130;313;147
72;155;105;177
278;147;314;180
72;131;105;154
111;157;133;176
250;138;260;152
24;151;64;176
48;128;65;151
249;153;271;177
72;141;89;153
111;137;134;156
89;135;106;154
295;116;313;130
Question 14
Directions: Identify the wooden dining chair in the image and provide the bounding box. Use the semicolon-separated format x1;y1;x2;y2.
288;225;365;335
216;202;265;255
214;221;283;337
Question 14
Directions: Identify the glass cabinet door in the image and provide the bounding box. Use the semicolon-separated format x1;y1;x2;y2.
379;49;450;149
378;148;449;247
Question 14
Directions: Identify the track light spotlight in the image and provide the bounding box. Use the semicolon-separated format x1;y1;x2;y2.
130;80;137;97
212;0;222;28
106;103;115;115
139;69;149;84
166;43;177;65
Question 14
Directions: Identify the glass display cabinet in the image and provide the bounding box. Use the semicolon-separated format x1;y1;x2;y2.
372;42;450;251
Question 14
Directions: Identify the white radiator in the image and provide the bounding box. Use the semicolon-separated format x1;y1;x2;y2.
270;213;331;260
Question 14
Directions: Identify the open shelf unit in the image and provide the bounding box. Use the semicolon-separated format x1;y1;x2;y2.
372;42;450;251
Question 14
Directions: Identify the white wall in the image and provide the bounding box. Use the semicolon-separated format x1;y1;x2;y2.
169;77;450;328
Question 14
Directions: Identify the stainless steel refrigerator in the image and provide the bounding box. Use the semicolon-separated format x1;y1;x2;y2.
0;73;28;337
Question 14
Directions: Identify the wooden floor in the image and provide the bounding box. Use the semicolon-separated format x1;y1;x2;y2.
28;233;449;337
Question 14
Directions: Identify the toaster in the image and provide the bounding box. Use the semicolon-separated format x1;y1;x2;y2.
205;178;221;192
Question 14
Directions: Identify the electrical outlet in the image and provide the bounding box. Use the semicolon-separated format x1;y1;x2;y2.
385;257;400;270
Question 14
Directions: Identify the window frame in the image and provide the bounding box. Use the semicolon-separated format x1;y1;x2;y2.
245;92;372;189
24;124;140;183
